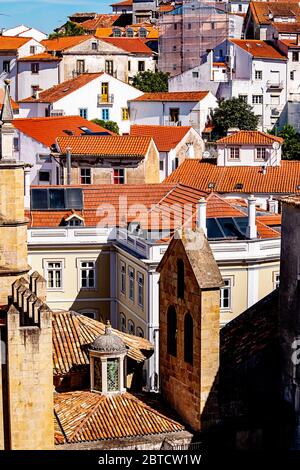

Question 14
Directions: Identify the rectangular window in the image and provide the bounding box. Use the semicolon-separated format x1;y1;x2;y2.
292;51;299;62
39;170;50;183
220;278;232;310
13;137;19;151
76;60;85;74
80;168;91;185
3;61;10;73
252;95;263;104
229;147;240;160
238;94;248;103
102;108;110;121
137;272;144;308
79;108;88;119
121;261;126;294
129;266;134;301
192;71;199;78
271;95;280;105
122;107;129;120
30;45;36;54
31;63;39;74
128;60;131;71
92;42;98;51
80;261;95;289
46;261;62;289
159;160;164;171
274;272;280;289
105;60;114;75
138;61;145;72
256;147;266;160
113;168;125;184
290;71;295;80
255;70;262;80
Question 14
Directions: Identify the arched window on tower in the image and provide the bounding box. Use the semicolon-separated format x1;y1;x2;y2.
184;313;193;365
167;306;177;357
177;259;184;299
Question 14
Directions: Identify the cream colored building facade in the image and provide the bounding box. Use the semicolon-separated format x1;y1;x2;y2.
27;225;280;390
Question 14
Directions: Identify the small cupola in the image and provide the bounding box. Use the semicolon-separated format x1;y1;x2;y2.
89;321;127;395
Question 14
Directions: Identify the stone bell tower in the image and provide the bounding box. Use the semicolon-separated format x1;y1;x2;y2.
0;80;30;304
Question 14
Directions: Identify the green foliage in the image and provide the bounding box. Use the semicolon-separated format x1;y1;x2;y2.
268;124;300;160
48;21;86;39
211;97;259;139
91;119;119;135
132;71;169;92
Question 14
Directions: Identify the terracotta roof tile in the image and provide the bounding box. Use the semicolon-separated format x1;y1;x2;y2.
52;310;153;377
97;37;154;54
80;14;121;30
41;35;93;52
18;52;62;62
230;39;287;60
273;21;300;33
130;91;209;102
56;134;152;157
216;130;283;146
280;39;300;49
165;159;300;195
250;1;300;25
0;36;31;51
13;116;110;148
111;0;132;6
19;73;103;103
54;390;184;444
130;124;192;152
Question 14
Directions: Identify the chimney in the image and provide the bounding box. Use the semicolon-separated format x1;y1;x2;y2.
246;195;257;239
267;195;278;214
66;147;71;185
197;197;207;236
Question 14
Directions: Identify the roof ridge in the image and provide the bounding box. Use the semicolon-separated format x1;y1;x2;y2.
68;392;105;442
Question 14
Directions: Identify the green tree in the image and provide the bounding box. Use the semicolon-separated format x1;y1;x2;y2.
91;119;119;135
48;21;86;39
269;124;300;160
132;70;169;92
212;97;259;138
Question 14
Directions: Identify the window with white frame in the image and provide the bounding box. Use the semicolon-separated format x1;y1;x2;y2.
136;327;144;338
229;147;240;160
252;95;263;104
46;261;62;289
121;261;126;294
290;71;295;80
80;167;91;184
256;147;266;160
128;319;135;335
238;94;248;103
129;266;134;301
79;108;88;119
80;261;95;289
137;272;144;308
220;278;232;310
255;70;262;80
273;272;280;289
66;216;83;227
120;313;126;332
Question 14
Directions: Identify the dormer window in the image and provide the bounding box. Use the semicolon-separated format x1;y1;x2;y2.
89;322;127;395
126;28;134;37
229;147;240;160
113;28;122;37
256;148;266;161
64;213;84;227
139;28;147;38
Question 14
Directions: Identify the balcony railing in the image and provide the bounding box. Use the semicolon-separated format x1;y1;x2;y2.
164;119;182;126
97;94;114;106
266;80;284;90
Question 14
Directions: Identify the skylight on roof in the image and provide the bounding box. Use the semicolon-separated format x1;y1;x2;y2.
235;183;244;190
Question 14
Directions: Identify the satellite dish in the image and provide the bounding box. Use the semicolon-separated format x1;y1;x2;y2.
272;141;280;150
203;151;210;158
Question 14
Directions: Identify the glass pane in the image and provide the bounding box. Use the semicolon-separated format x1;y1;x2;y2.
94;357;102;392
107;358;119;392
66;188;83;209
49;189;65;209
31;189;48;209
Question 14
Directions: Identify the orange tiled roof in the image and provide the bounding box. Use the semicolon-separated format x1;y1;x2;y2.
19;73;103;103
230;39;287;60
0;35;31;51
257;214;281;226
98;37;154;54
111;0;132;5
249;2;300;25
94;27;114;37
18;52;62;62
160;4;175;12
165;159;300;195
41;35;92;52
13;116;111;148
130;91;209;102
54;390;184;444
216;130;283;146
52;310;153;376
280;39;300;49
273;21;300;33
80;14;121;30
0;88;19;110
130;124;192;152
56;135;153;157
